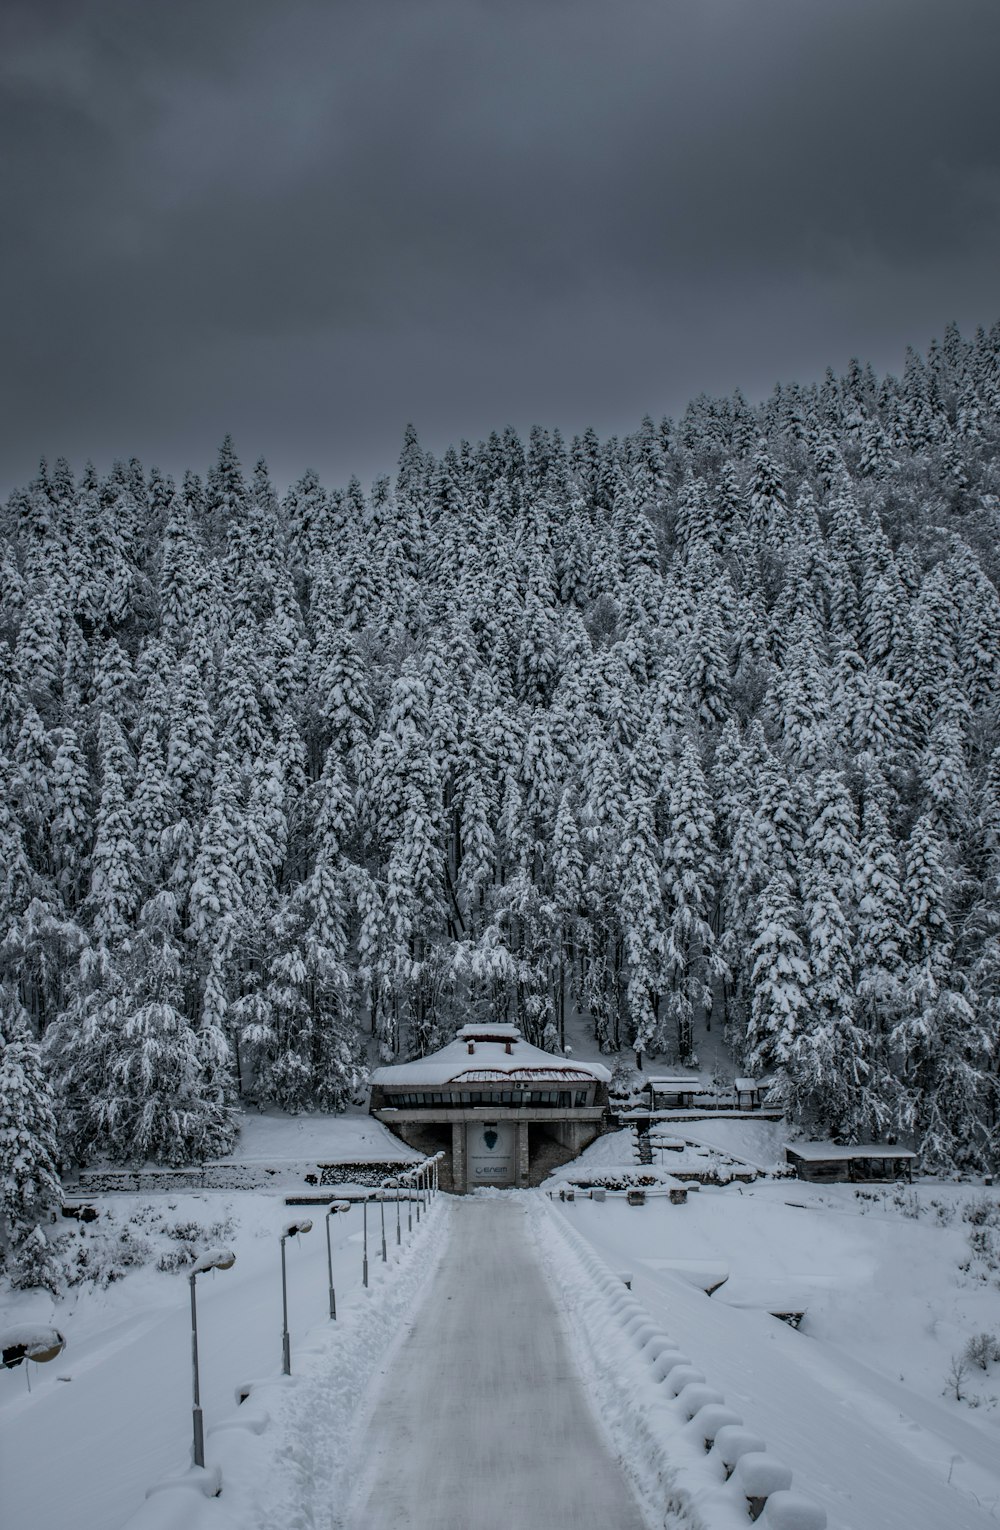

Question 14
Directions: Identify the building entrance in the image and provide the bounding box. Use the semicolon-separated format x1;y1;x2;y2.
465;1120;516;1189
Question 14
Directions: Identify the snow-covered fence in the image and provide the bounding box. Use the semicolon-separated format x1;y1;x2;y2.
114;1155;448;1530
533;1196;827;1530
76;1159;415;1193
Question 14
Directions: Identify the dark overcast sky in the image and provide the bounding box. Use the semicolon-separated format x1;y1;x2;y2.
2;0;998;495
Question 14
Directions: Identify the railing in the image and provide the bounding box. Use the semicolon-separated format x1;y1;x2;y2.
544;1197;827;1530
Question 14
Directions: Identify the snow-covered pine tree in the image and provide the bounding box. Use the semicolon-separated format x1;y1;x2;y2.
746;875;810;1077
0;990;62;1289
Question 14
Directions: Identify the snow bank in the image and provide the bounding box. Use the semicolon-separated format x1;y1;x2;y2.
664;1119;790;1174
528;1194;818;1530
214;1110;421;1165
561;1186;1000;1528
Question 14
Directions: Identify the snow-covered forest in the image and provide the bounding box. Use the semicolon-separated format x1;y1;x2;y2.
2;320;1000;1253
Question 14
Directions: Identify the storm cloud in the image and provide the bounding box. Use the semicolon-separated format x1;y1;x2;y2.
2;0;998;491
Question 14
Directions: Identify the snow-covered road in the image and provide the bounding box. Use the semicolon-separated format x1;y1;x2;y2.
344;1196;649;1530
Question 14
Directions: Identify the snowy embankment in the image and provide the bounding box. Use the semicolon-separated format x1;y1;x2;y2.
552;1184;1000;1530
530;1194;823;1530
211;1110;422;1166
656;1118;791;1175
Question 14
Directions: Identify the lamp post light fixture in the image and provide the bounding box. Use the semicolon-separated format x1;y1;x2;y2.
280;1220;312;1375
324;1202;351;1321
188;1248;236;1468
1;1325;67;1393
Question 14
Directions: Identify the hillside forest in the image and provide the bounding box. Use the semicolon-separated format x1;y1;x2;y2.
2;321;1000;1282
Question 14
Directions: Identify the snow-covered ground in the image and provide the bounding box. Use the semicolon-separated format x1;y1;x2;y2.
656;1117;791;1174
552;1178;1000;1528
210;1109;421;1165
4;1113;1000;1530
0;1182;443;1530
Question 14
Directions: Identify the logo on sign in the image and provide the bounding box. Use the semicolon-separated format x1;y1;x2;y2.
483;1127;498;1150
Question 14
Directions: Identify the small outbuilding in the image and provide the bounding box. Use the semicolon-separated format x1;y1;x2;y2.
733;1076;776;1111
369;1024;610;1192
644;1074;711;1110
784;1142;917;1183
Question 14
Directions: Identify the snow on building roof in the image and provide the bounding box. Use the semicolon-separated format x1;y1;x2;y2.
784;1141;917;1161
645;1074;711;1091
444;1068;600;1085
372;1028;611;1088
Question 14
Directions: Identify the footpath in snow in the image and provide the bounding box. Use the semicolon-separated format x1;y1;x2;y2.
344;1195;649;1530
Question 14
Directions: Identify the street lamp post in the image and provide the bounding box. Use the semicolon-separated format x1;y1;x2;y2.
189;1248;235;1467
324;1202;350;1320
280;1221;312;1375
362;1196;369;1288
379;1190;387;1262
1;1325;67;1395
386;1179;401;1245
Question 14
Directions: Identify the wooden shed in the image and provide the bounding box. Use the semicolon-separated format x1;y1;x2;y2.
645;1074;711;1110
784;1142;917;1183
733;1076;775;1111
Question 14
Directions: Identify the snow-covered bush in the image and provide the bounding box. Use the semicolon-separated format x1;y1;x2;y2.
963;1330;1000;1371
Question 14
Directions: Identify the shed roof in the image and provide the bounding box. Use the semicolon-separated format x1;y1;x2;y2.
784;1142;917;1161
371;1025;611;1089
646;1075;711;1092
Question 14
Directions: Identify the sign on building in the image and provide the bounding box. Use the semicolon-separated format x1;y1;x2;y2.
466;1120;515;1188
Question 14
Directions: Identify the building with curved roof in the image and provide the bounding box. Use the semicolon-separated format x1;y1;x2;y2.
369;1024;611;1191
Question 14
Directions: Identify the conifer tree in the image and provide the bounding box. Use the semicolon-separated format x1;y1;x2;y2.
0;991;62;1286
746;876;810;1075
662;739;724;1062
89;714;140;945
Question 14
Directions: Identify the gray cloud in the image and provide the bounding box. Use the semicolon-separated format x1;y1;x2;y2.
2;0;998;494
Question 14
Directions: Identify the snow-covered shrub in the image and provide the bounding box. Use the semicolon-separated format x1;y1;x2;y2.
963;1331;1000;1371
10;1225;63;1296
161;1219;205;1242
55;1208;156;1289
962;1196;1000;1227
960;1205;1000;1284
156;1243;197;1272
890;1187;922;1219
